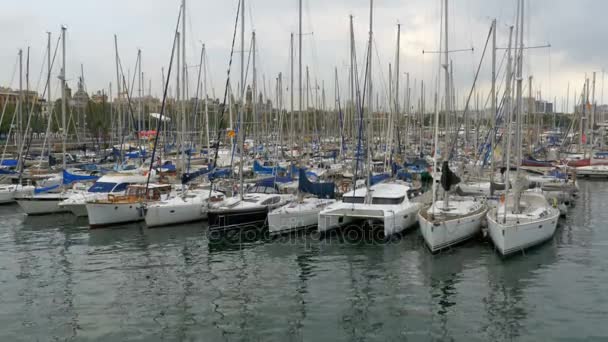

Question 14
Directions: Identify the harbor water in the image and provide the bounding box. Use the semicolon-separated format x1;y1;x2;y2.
1;180;607;341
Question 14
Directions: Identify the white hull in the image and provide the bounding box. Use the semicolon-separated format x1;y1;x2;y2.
61;202;88;217
268;198;335;235
486;192;560;256
318;203;421;236
0;185;35;204
145;195;209;228
418;202;487;253
86;202;144;227
16;194;69;215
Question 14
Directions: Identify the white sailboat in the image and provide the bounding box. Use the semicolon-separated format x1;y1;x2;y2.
268;168;336;235
486;0;559;256
144;186;224;228
418;1;489;253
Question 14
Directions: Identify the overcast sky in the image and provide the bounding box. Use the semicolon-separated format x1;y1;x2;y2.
0;0;605;112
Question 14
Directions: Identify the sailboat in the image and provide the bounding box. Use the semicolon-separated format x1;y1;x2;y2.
486;0;559;256
418;0;488;253
268;168;335;235
318;0;424;238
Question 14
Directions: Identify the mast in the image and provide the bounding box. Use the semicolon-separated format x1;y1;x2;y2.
349;15;355;143
443;0;450;162
114;35;122;161
138;49;142;132
394;24;401;162
61;26;67;171
502;26;515;224
253;31;257;153
176;31;181;171
442;0;449;208
516;0;525;170
181;0;187;175
290;33;294;158
490;19;496;194
298;0;303;137
365;0;373;203
238;0;246;199
18;49;23;150
203;44;210;150
47;32;52;134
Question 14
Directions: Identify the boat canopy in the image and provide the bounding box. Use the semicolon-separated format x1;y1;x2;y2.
298;168;335;199
63;170;99;185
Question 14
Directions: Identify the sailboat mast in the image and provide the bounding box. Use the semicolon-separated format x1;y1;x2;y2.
18;49;22;151
238;0;246;199
298;0;303;137
47;32;52;124
60;26;67;170
516;0;525;170
114;35;122;160
502;26;515;224
395;24;401;157
290;33;294;158
181;0;187;174
443;0;450;162
203;45;210;150
490;19;496;193
365;0;373;201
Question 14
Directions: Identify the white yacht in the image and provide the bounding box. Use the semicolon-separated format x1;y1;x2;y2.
58;174;149;216
0;184;35;204
86;184;173;228
269;197;335;235
318;182;423;237
486;190;560;256
144;187;225;228
418;197;487;253
268;168;336;235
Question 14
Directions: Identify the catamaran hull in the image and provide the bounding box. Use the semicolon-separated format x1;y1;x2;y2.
418;208;486;253
486;211;559;256
86;202;144;228
318;205;420;237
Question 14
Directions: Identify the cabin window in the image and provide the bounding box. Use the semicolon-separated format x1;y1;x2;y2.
112;183;129;193
88;182;116;193
372;197;405;205
343;196;365;204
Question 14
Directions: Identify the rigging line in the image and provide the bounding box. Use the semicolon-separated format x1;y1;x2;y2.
207;0;243;198
145;4;183;191
19;35;61;178
0;55;19;137
447;22;493;159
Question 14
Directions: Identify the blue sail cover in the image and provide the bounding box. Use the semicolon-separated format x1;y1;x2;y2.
34;184;60;194
298;168;335;199
63;170;99;185
182;167;213;184
1;159;18;167
0;169;17;175
207;168;231;181
370;173;390;186
253;160;286;175
255;176;294;188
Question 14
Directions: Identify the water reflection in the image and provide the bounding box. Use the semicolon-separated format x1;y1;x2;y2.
482;238;558;341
